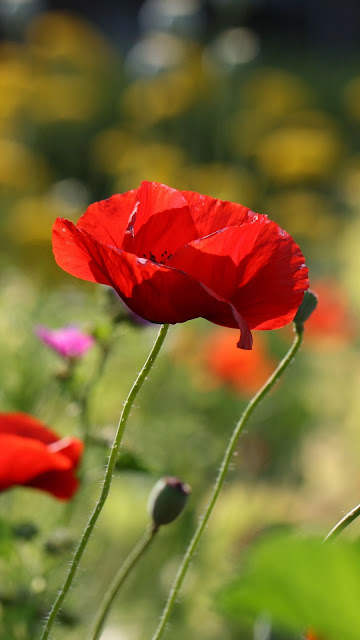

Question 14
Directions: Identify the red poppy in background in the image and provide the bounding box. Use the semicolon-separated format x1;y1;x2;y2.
305;631;323;640
0;413;83;500
52;181;308;349
204;329;275;396
305;279;356;344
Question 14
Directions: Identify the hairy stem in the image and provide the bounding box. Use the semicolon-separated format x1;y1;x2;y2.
89;526;158;640
152;327;303;639
324;503;360;543
41;324;169;640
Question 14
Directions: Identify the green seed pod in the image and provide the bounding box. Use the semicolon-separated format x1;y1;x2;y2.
148;477;191;528
294;289;318;332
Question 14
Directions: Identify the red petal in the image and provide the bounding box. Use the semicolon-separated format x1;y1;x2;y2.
230;221;308;329
122;181;198;257
48;436;83;467
169;221;308;330
0;412;58;444
169;228;241;300
77;190;137;246
53;218;113;285
26;469;79;500
181;189;256;237
0;434;73;489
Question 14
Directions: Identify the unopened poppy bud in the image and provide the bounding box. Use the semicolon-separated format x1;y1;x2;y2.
148;477;191;528
294;289;318;332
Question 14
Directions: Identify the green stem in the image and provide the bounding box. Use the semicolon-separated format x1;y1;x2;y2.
323;503;360;543
89;525;158;640
152;327;303;640
41;324;169;640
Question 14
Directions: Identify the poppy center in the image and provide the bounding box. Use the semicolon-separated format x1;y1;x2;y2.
142;250;173;265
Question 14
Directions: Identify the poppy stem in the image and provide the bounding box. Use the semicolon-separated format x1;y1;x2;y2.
40;323;170;640
151;325;303;640
88;525;158;640
323;503;360;543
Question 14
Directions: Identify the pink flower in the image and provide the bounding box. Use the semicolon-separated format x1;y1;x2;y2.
35;325;95;359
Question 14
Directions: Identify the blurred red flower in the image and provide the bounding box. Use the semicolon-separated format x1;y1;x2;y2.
305;279;356;344
52;181;308;349
0;413;83;500
305;631;322;640
204;329;275;395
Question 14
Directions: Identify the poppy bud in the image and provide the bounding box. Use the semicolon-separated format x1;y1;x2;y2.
148;477;191;529
294;289;318;332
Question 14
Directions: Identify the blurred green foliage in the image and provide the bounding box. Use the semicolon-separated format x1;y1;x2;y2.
219;532;360;640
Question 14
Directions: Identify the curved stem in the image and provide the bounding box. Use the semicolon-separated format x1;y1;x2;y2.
89;526;158;640
323;503;360;543
152;327;303;640
41;324;170;640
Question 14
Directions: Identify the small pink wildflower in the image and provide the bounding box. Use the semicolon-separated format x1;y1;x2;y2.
35;325;95;359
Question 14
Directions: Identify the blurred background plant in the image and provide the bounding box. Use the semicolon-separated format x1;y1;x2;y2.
1;1;360;639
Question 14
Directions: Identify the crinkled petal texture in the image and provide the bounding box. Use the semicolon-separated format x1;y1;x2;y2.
0;413;83;500
53;181;309;349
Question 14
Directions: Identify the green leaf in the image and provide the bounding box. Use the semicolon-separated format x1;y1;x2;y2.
218;532;360;640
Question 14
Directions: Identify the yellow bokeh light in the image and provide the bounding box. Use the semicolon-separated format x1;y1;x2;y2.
123;59;206;126
265;189;339;240
0;138;50;192
179;163;258;205
113;141;187;190
0;42;33;122
29;72;102;123
255;125;344;183
26;11;116;71
242;67;312;117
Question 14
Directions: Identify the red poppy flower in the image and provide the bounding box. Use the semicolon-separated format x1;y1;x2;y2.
52;181;308;349
204;329;275;395
0;412;83;500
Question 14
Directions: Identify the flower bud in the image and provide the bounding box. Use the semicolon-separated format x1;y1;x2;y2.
148;477;191;528
294;289;318;332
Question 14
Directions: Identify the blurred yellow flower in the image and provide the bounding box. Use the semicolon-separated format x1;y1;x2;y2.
231;109;278;157
0;138;50;192
29;72;102;123
92;130;186;187
255;125;344;183
6;193;82;244
112;141;187;190
26;11;116;71
90;128;139;175
231;69;314;158
338;155;360;208
123;59;206;126
0;42;33;124
179;163;258;205
242;67;312;118
265;190;339;240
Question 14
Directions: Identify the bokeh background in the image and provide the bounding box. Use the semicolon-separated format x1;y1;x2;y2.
1;1;360;638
